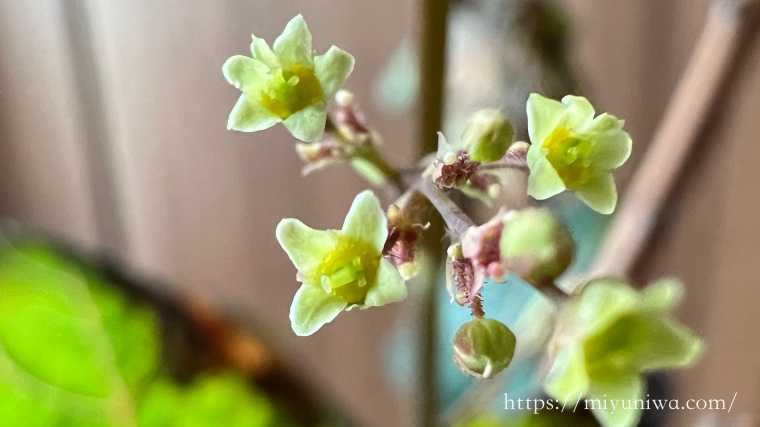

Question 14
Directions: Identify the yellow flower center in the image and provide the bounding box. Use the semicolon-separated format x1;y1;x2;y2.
260;64;323;120
309;236;379;305
542;128;594;189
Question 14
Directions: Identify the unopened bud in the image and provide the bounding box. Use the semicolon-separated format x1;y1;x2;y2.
500;208;574;287
335;89;354;107
461;109;514;163
442;151;457;165
453;318;516;379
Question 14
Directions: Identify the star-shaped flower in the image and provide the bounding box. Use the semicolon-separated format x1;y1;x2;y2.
544;278;703;427
526;94;632;214
276;191;407;336
223;15;355;142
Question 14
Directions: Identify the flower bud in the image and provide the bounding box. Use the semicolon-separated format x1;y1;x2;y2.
499;208;574;287
453;318;516;379
505;140;530;163
461;109;515;163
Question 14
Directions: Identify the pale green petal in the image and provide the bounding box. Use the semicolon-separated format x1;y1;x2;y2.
635;316;703;371
544;344;590;405
586;113;632;170
282;102;327;142
290;285;347;336
527;154;566;200
342;190;388;251
560;95;595;130
364;259;407;307
436;132;453;157
227;95;281;132
570;279;638;337
315;45;355;97
640;278;684;311
250;35;279;68
276;218;338;272
527;93;565;145
273;14;313;68
588;375;644;427
222;55;270;92
575;171;617;214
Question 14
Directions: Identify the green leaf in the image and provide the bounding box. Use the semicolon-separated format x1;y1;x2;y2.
341;190;388;252
289;284;347;336
0;242;284;426
0;243;159;426
137;374;277;427
363;259;407;307
273;14;313;68
175;374;275;427
276;218;338;272
315;46;355;97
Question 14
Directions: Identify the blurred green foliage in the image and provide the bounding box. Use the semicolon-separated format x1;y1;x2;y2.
0;242;277;426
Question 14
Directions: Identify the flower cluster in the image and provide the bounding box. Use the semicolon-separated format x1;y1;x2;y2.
221;17;703;427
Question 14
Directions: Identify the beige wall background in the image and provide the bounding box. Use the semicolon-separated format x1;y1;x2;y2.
0;1;758;426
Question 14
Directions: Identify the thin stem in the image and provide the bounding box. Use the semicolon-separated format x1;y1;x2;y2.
476;158;529;171
323;115;406;194
352;144;405;193
416;178;476;236
417;0;450;422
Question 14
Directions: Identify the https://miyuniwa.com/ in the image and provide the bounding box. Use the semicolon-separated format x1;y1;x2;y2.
503;392;738;415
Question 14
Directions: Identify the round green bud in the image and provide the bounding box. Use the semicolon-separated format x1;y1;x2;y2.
499;208;574;288
453;318;516;379
461;109;515;163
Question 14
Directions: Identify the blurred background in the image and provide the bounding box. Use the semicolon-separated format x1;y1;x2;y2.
0;0;759;426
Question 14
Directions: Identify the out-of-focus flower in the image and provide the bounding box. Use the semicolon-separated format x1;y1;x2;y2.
461;109;515;163
223;15;355;142
526;94;631;214
276;191;407;336
499;208;574;288
454;317;517;379
545;278;703;427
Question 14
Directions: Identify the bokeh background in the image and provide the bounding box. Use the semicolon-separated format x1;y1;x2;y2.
0;0;759;426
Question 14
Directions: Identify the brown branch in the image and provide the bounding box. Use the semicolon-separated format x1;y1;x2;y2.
587;0;760;281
